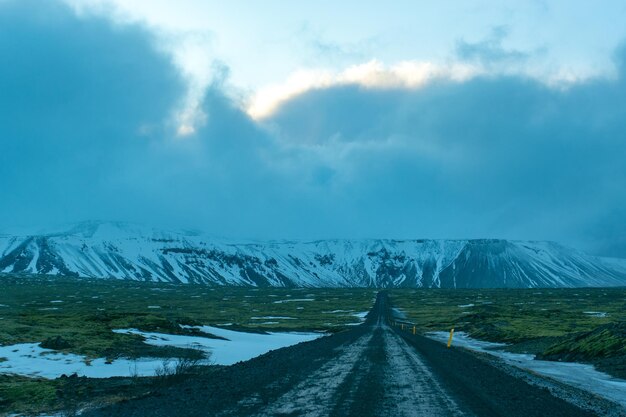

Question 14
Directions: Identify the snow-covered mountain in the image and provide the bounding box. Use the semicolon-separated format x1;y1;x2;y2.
1;221;625;288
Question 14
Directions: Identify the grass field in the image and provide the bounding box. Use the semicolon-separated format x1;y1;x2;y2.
388;288;626;379
0;274;376;359
0;274;376;415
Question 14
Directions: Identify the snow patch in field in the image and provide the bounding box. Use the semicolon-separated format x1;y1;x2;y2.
0;328;323;379
353;311;368;320
583;311;608;318
428;331;626;409
250;316;295;320
116;326;323;366
273;298;315;304
344;311;369;326
0;343;165;379
391;307;407;319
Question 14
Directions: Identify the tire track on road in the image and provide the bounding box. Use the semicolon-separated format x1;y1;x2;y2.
253;332;374;416
256;314;469;417
379;324;468;417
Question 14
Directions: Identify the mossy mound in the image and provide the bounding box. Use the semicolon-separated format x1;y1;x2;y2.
539;321;626;361
40;335;73;350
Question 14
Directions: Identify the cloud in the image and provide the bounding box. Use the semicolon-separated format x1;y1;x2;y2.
295;22;379;66
0;0;309;237
1;0;625;256
0;0;185;227
247;27;590;122
261;47;626;250
247;60;480;119
455;26;530;65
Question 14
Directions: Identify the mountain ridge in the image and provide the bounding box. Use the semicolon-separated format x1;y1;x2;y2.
0;222;624;288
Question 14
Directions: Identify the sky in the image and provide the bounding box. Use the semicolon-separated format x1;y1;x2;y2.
0;0;625;256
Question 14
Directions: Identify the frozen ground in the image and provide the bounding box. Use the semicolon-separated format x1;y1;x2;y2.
428;331;626;409
117;326;323;366
0;343;164;378
0;327;323;379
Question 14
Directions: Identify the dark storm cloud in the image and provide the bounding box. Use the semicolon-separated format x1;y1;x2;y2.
265;48;626;250
0;0;312;237
0;0;184;227
0;0;624;255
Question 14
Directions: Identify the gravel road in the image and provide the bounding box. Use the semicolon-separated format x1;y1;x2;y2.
84;293;620;417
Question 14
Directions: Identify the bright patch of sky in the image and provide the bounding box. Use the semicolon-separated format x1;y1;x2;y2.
63;0;626;124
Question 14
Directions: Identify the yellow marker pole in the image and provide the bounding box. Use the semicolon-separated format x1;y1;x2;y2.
401;324;404;330
447;328;455;348
412;326;416;335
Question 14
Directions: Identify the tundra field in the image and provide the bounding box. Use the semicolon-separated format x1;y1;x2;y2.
0;275;624;415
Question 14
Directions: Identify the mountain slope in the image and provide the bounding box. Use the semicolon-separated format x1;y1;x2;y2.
1;222;624;288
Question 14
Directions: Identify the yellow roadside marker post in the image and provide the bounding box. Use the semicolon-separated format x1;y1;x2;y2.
447;328;455;348
401;324;404;330
412;326;416;335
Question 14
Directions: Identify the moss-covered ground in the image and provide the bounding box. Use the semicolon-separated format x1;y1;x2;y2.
0;274;376;359
0;274;376;416
2;277;625;415
389;287;626;379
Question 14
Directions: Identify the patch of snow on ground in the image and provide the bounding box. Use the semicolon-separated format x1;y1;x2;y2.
353;311;368;320
117;326;324;366
391;307;406;319
345;311;369;326
0;343;164;379
250;316;296;320
583;311;608;318
273;299;315;304
428;331;626;409
458;304;475;308
0;328;323;379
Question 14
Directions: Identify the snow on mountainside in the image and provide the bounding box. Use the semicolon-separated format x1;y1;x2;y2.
0;221;625;288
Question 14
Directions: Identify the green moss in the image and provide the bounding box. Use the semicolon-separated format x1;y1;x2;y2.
389;288;626;379
0;275;376;360
0;275;377;415
540;322;626;360
0;375;59;415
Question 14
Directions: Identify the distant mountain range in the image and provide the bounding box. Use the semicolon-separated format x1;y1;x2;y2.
1;221;625;288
